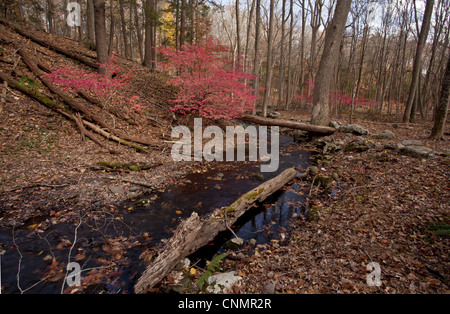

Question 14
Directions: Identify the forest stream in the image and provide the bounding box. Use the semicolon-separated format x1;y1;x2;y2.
0;131;311;294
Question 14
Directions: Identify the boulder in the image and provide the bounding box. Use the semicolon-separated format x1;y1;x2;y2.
399;145;434;159
376;130;395;140
400;139;423;146
339;124;369;135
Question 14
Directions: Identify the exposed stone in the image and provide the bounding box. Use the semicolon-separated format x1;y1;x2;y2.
400;139;423;146
399;145;434;159
313;176;334;189
376;130;395;139
206;271;243;294
261;282;276;294
339;124;369;135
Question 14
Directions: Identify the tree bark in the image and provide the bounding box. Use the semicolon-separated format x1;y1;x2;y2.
252;0;261;115
241;114;335;134
430;53;450;139
134;167;298;293
261;0;275;118
108;0;115;56
119;0;130;58
310;0;352;126
402;0;434;123
143;0;154;68
87;0;96;50
94;0;109;75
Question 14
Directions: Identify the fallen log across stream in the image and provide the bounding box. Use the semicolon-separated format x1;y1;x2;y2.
134;167;297;293
241;114;336;135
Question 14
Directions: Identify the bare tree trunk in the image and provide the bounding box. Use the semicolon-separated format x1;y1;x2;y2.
87;0;96;49
277;0;287;110
235;0;241;56
180;0;186;47
143;0;154;68
108;0;115;56
403;0;434;123
285;0;294;109
252;0;261;115
310;0;352;126
119;0;130;58
94;0;108;75
430;55;450;139
133;1;143;60
261;0;275;118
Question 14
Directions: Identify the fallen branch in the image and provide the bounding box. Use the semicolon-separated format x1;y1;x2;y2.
241;114;336;135
0;18;99;69
134;167;297;293
0;69;148;152
104;176;155;188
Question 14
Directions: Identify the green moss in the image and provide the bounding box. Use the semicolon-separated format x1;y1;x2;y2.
313;176;334;189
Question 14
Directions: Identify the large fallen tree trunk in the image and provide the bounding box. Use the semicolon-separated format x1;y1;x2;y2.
0;69;147;153
13;46;158;149
0;18;99;69
241;114;336;135
134;167;297;293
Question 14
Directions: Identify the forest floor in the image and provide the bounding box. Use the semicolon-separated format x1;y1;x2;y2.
0;21;449;294
221;111;450;294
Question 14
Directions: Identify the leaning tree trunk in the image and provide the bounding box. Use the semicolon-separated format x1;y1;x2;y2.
310;0;352;126
430;52;450;139
402;0;434;123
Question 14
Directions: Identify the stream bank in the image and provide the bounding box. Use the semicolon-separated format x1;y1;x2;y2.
0;128;314;294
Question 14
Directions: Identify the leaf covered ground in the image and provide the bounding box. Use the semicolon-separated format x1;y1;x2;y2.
219;112;449;294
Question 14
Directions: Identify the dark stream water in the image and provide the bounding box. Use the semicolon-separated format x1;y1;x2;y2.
0;132;311;294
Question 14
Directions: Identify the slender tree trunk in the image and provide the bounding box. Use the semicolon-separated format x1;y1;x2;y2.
252;0;261;115
310;0;352;126
235;0;241;56
94;0;108;75
143;0;154;68
403;0;434;123
261;0;275;118
180;0;186;47
119;0;130;58
277;0;286;110
430;53;450;139
87;0;96;49
108;0;115;56
285;0;294;109
133;1;143;60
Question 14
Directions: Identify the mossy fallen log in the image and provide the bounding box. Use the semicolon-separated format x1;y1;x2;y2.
95;161;162;171
134;167;297;293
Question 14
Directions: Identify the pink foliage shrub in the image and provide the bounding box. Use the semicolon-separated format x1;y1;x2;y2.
158;37;258;120
43;53;140;109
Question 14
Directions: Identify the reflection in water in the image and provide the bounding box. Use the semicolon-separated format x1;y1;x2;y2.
0;133;310;293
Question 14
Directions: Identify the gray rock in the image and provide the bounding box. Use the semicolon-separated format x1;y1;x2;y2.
206;271;243;294
376;130;395;139
400;139;422;146
329;121;340;129
339;124;369;135
261;282;276;294
248;238;257;247
225;237;244;250
399;145;434;158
